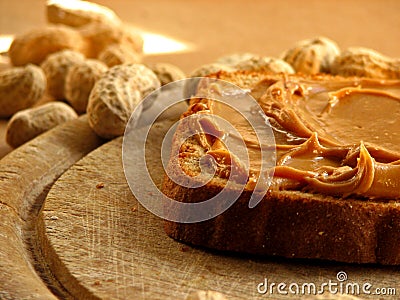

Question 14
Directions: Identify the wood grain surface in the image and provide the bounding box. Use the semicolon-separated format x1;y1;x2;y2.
38;115;399;299
0;116;103;299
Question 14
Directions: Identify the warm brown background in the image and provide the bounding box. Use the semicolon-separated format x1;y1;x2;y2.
0;0;400;157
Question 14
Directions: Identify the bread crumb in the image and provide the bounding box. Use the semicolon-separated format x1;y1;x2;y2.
181;246;190;252
93;280;101;286
96;182;105;189
131;206;137;212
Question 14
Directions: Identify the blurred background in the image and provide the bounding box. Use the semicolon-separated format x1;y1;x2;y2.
1;0;399;73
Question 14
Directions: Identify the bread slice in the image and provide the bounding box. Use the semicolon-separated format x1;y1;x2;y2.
161;71;400;265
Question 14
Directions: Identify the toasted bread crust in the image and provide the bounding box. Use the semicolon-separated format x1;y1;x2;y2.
162;71;400;265
164;173;400;264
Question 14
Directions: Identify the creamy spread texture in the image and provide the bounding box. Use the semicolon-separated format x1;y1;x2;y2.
185;75;400;199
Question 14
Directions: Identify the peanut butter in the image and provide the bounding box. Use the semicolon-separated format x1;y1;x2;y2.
187;75;400;199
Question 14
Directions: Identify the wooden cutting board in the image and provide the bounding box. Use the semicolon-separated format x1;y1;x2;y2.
0;116;104;299
1;106;399;299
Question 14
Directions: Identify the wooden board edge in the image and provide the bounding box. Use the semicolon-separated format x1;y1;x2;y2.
0;115;104;299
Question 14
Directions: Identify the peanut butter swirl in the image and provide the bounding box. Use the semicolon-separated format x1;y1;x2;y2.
187;75;400;199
